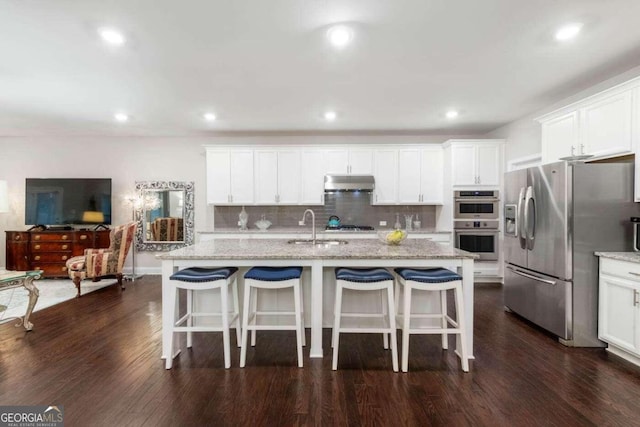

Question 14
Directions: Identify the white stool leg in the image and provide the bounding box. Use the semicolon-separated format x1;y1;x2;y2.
250;285;258;347
186;288;193;348
441;289;448;350
381;289;389;350
332;282;344;370
221;279;231;369
454;283;469;372
240;282;252;368
394;277;401;318
165;284;178;369
293;282;303;368
300;283;306;347
386;283;399;372
402;282;412;373
232;276;241;347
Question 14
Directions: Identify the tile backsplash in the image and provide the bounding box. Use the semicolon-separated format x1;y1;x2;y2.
213;192;436;230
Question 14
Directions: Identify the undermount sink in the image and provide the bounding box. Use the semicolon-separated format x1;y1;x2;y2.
287;239;348;246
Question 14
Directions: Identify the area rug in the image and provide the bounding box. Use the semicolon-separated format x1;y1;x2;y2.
0;279;115;325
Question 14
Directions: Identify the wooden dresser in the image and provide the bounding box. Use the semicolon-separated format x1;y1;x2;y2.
5;229;111;278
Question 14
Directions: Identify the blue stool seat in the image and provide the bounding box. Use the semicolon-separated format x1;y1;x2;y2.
170;267;238;282
394;268;461;283
335;267;393;283
245;266;302;281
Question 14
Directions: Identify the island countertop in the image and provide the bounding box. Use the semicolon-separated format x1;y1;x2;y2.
158;237;477;260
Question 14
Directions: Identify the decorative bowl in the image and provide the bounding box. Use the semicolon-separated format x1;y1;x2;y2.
254;219;272;231
377;229;407;245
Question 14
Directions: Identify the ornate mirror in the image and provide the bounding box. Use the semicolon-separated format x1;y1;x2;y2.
134;181;194;251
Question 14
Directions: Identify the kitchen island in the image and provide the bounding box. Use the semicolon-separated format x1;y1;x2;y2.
159;238;477;363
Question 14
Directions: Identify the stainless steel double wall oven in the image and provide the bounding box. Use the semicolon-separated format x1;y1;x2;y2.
454;190;499;261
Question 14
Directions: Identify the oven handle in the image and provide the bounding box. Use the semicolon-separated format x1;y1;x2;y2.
506;265;556;286
454;230;500;235
454;198;500;202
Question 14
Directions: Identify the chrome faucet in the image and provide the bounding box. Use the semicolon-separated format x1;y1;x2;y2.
301;209;316;243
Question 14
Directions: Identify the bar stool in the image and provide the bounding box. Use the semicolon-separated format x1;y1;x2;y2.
332;267;398;372
240;266;305;368
394;267;469;373
166;267;240;369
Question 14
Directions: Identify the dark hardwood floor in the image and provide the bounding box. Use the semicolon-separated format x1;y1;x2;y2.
1;276;640;426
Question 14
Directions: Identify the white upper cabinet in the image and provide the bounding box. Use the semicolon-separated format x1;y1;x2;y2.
206;148;254;205
541;111;579;162
539;79;639;164
419;147;444;203
300;149;326;205
373;148;398;204
323;148;373;175
254;149;301;205
448;141;502;187
581;89;635;159
396;147;444;204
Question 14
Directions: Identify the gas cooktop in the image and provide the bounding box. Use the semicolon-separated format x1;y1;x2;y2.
325;225;375;231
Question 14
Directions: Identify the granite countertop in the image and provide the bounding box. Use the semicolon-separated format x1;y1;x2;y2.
199;227;451;235
595;252;640;264
158;237;476;260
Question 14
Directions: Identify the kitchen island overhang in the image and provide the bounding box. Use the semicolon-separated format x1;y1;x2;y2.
158;238;477;363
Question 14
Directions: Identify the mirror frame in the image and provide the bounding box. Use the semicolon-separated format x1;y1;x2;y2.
134;181;194;251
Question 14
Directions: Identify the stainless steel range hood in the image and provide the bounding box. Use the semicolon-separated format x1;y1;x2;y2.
324;174;375;191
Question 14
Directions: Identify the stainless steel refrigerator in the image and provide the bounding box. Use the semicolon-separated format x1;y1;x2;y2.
503;160;638;347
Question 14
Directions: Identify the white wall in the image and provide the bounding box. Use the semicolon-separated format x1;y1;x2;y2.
0;133;475;273
486;64;640;163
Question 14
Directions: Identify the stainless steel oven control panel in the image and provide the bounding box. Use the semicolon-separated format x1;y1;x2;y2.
454;220;499;229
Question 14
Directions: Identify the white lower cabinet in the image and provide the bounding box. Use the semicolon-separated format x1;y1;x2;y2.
598;257;640;367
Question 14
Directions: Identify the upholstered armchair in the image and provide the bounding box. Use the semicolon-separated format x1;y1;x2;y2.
151;217;183;241
66;222;137;297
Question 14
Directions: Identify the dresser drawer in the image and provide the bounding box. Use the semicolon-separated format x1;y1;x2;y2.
599;258;640;282
31;253;71;262
31;263;69;277
7;232;29;242
31;233;73;242
30;242;72;252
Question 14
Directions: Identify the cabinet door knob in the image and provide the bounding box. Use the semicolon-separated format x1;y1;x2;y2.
61;244;68;250
80;235;88;240
34;255;40;261
34;235;41;240
62;235;68;240
34;244;40;250
15;235;21;240
62;255;68;261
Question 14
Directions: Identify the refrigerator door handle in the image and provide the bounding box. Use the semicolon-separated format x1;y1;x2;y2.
517;187;526;249
506;265;557;286
524;186;536;250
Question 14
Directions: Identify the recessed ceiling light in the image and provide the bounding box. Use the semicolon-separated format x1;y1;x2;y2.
446;110;459;119
324;111;337;121
555;23;583;41
203;112;217;122
98;27;126;45
327;25;353;48
114;112;129;122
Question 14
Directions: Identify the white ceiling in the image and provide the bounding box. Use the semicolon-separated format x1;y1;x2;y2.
2;0;640;137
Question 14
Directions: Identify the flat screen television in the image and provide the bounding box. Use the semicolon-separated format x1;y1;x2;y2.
25;178;112;226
